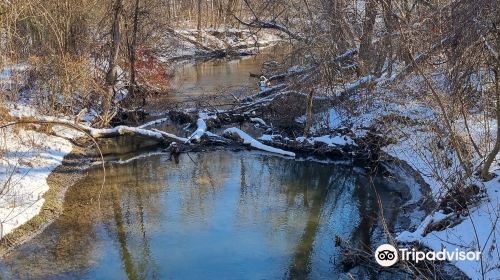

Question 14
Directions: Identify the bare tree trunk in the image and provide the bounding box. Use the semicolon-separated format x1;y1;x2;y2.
380;0;394;77
128;0;140;105
102;0;123;127
481;63;500;179
106;0;123;88
304;89;314;137
197;0;202;40
358;0;377;75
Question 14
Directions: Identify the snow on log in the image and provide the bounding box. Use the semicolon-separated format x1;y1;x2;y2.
138;117;170;129
332;49;358;63
251;83;287;99
186;118;207;143
250;117;267;126
268;66;317;82
233;16;305;41
11;115;185;144
296;135;356;146
87;126;163;140
225;92;287;114
336;75;374;96
223;127;295;157
151;129;189;143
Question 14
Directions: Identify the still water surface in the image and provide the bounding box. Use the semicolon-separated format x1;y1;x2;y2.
159;45;287;105
0;151;405;279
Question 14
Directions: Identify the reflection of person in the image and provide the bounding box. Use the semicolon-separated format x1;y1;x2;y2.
259;76;271;91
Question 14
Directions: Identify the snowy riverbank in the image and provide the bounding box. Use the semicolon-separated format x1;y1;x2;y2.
0;100;94;243
163;28;282;60
322;86;500;279
0;125;72;238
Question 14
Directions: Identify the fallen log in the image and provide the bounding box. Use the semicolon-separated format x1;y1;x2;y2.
11;116;185;145
245;83;287;101
138;117;170;129
186;117;208;143
223;127;295;157
249;72;263;78
151;128;189;143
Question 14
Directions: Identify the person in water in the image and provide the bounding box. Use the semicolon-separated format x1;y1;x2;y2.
259;76;271;91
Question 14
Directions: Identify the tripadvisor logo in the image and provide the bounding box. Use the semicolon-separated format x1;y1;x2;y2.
374;244;481;267
375;244;398;267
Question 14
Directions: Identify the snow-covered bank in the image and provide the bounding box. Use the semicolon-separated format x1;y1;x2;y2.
162;28;282;61
321;87;500;278
0;126;73;237
397;177;499;279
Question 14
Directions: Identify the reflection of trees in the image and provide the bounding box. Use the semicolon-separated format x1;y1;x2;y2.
0;151;404;280
111;187;138;279
286;163;355;279
351;175;401;249
350;176;378;255
175;152;231;224
234;155;361;279
102;158;164;280
1;154;167;279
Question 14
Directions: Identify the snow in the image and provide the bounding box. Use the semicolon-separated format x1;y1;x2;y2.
0;102;87;238
151;129;188;143
250;117;267;126
138;117;170;129
383;127;500;278
296;134;356;146
0;127;73;238
287;65;305;73
336;75;374;96
319;71;500;278
0;63;28;91
224;127;295;157
354;92;499;278
187;117;207;143
161;29;282;60
397;177;500;279
328;108;345;129
259;134;275;141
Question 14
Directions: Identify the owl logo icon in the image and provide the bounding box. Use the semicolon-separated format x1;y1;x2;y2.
375;244;399;267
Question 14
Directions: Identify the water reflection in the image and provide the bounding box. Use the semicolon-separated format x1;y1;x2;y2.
157;45;288;106
0;151;405;279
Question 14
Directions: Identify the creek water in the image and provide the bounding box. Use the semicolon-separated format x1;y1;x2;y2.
0;151;408;279
0;50;412;279
149;45;288;109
